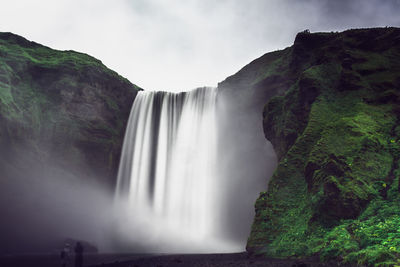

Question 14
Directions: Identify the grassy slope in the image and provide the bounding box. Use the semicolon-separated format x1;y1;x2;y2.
225;28;400;266
0;32;140;185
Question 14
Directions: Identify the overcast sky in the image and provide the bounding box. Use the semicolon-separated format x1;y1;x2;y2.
1;0;399;92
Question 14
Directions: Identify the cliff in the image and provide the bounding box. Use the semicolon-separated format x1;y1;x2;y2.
221;27;400;265
223;28;400;265
2;27;400;265
0;32;141;186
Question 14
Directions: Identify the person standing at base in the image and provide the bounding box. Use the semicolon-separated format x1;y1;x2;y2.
60;249;66;267
61;243;70;267
74;242;84;267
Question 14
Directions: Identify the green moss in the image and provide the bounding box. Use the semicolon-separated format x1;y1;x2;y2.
0;81;13;105
104;96;119;111
247;28;400;266
252;49;291;85
0;31;140;184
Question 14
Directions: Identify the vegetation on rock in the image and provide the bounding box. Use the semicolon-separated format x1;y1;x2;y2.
222;28;400;266
0;32;141;185
2;27;400;266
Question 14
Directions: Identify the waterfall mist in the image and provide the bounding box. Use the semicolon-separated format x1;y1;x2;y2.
0;85;276;255
113;86;277;252
114;88;226;252
0;148;115;254
216;85;277;244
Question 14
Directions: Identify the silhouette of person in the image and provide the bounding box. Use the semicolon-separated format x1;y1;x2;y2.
61;243;70;267
74;242;84;267
60;249;66;267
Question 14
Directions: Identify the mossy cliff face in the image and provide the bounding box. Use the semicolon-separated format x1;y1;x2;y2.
0;32;140;185
235;28;400;266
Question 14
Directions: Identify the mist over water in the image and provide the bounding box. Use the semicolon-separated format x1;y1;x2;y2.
0;151;114;254
215;86;277;244
113;86;277;252
0;85;276;255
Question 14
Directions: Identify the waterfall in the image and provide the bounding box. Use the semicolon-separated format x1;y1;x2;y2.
115;87;226;250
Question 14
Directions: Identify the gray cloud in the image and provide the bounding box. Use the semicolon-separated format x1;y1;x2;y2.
0;0;399;91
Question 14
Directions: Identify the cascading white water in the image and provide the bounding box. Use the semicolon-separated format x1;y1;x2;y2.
115;87;228;251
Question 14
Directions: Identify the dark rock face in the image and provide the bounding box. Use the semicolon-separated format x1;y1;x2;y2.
221;28;400;266
0;32;140;186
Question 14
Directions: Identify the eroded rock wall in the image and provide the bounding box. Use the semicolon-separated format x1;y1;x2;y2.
244;28;400;265
0;32;141;186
